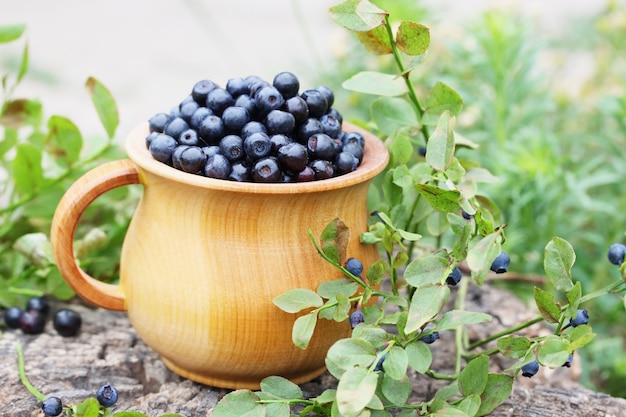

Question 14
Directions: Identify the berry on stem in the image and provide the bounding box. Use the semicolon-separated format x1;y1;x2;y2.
607;243;626;266
490;251;510;274
41;397;63;416
96;384;119;407
521;360;540;378
345;257;364;277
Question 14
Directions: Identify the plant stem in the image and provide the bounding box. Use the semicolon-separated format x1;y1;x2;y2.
467;316;543;351
16;342;46;402
579;279;625;304
425;370;458;380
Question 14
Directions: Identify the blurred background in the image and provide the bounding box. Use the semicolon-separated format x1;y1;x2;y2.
3;0;626;398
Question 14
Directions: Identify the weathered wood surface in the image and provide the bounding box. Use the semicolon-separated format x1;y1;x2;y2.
1;284;625;417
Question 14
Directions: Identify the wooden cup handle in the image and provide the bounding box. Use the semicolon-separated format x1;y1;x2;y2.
50;159;141;311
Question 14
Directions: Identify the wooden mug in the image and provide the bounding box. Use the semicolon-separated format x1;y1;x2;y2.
50;122;388;389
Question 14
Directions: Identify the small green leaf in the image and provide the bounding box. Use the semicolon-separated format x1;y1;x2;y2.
433;381;460;402
496;335;531;359
328;0;388;32
342;71;408;97
85;76;119;139
273;288;323;313
459;355;489;396
366;259;387;286
405;340;432;373
336;366;378;417
389;132;414;165
404;251;450;288
315;389;337;404
395;21;430;56
467;232;502;285
74;398;101;417
381;374;411;405
476;374;513;416
317;278;359;299
352;324;389;347
326;338;377;379
416;184;461;213
566;281;582;316
212;390;264;417
0;23;26;43
292;313;318;349
426;111;455;171
456;394;481;417
17;41;29;83
405;284;450;334
320;217;350;265
422;82;464;126
333;293;352;322
382;346;408;380
0;98;43;128
47;115;83;167
11;143;43;194
569;325;595;350
537;336;570;368
533;287;561;323
436;310;492;331
260;376;303;400
371;97;417;136
356;25;393;55
265;402;290;417
543;237;575;292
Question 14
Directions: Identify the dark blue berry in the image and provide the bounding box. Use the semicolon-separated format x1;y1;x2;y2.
252;157;281;183
446;267;462;286
240;121;267;138
189;107;212;130
148;112;169;133
307;133;337;161
229;161;251;182
607;243;626;266
4;306;24;329
206;87;234;116
244;132;272;161
420;330;440;344
149;134;178;165
490;251;510;274
300;89;328;118
42;396;63;416
219;135;245;162
19;310;46;334
345;257;364;277
145;131;159;149
373;352;387;372
521;360;540;378
320;113;342;138
316;85;335;108
273;71;300;99
96;384;119;407
191;79;218;104
335;152;359;175
461;210;474;220
163;117;189;141
342;142;364;163
226;77;250;97
53;308;82;337
296;166;316;182
277;142;308;173
309;159;334;180
341;131;365;148
269;134;293;153
254;86;285;118
204;154;231;179
562;353;574;368
265;110;295;136
201;145;221;158
349;310;365;329
418;146;427;157
283;96;309;123
179;100;199;123
179;128;200;147
296;118;324;144
198;115;225;145
222;106;250;133
568;309;589;327
177;146;207;174
327;107;343;125
26;296;50;317
234;94;257;120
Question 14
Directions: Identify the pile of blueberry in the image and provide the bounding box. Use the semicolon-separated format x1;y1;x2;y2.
2;296;82;337
146;71;365;183
41;383;118;416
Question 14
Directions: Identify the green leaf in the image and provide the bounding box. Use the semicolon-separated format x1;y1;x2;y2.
451;220;473;261
355;25;393;55
537;336;570;368
273;288;323;313
317;278;359;299
352;324;389;347
426;111;455;171
422;82;464;126
0;23;26;43
74;398;101;417
85;76;118;139
292;313;318;349
405;284;450;333
569;325;595;350
496;335;531;359
0;98;43;128
333;293;352;322
11;143;43;194
326;338;377;379
113;413;155;417
436;310;492;331
533;287;561;323
315;389;337;404
404;251;450;288
342;71;408;97
381;374;411;405
336;366;378;417
17;41;29;83
366;259;387;286
320;217;350;265
456;395;481;417
264;402;289;417
382;346;408;380
416;184;461;213
47;115;83;167
459;355;489;396
260;376;303;400
405;340;432;373
371;97;417;136
476;374;513;416
395;21;430;56
543;237;575;292
213;390;264;417
328;0;388;32
566;282;582;316
467;232;502;285
389;132;414;165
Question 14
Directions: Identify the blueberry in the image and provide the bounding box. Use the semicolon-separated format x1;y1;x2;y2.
226;77;250;97
283;96;309;123
198;115;225;145
342;142;364;163
461;210;474;220
309;159;334;180
201;145;221;158
41;396;63;416
562;353;574;368
272;71;300;99
345;257;364;277
189;107;212;130
234;94;257;120
607;243;626;266
446;267;462;286
145;131;159;149
179;128;200;146
163;117;189;141
568;309;589;327
179;100;199;123
277;142;308;173
295;118;324;144
252;157;281;183
334;152;359;175
219;135;245;162
296;166;316;182
204;154;231;179
341;131;365;148
26;296;50;317
149;134;178;165
96;384;119;408
148;112;170;133
249;80;271;98
490;250;510;274
229;161;251;182
172;145;189;170
19;310;46;334
316;85;335;108
326;107;343;125
4;306;24;329
420;330;440;344
206;88;234;116
178;146;207;174
320;113;342;138
418;146;427;157
349;310;365;329
521;360;540;378
300;89;328;118
53;308;82;337
373;352;387;372
265;110;295;136
254;86;285;118
240;121;267;139
191;79;218;104
221;106;250;133
307;133;337;161
244;132;272;161
269;134;293;153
